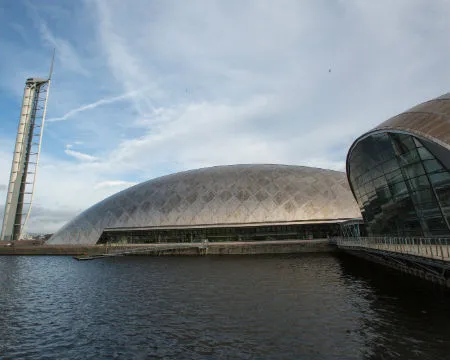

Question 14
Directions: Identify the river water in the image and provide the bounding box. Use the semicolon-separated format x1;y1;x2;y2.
0;253;448;359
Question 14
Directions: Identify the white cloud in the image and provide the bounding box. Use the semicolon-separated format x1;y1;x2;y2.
1;0;450;233
64;149;98;162
94;180;137;190
48;89;144;122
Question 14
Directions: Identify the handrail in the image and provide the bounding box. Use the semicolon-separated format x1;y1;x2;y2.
334;236;450;262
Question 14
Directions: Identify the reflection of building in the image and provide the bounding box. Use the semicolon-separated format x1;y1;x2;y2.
48;164;362;245
347;93;450;237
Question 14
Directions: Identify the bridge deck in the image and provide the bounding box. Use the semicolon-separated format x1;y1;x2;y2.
337;238;450;262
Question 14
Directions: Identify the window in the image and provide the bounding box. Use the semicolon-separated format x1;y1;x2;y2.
407;175;430;192
411;189;435;205
417;146;434;160
385;169;403;183
429;172;450;187
390;181;407;198
404;162;425;179
423;159;443;174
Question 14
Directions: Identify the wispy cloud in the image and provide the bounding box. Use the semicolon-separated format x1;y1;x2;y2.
64;148;98;162
39;22;89;76
94;180;137;190
48;90;142;122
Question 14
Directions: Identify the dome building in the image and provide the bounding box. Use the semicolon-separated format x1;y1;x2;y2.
48;164;362;245
347;93;450;237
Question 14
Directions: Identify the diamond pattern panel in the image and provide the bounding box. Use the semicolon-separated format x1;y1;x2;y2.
48;164;361;245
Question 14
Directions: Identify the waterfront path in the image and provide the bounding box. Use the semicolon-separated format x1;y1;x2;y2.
0;239;332;256
337;237;450;262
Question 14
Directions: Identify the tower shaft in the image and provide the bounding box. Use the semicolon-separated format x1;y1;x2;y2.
1;77;51;241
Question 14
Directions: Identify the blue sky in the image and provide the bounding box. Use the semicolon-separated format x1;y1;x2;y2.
1;0;450;233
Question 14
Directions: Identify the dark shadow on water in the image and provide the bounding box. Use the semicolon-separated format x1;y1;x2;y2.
334;251;450;360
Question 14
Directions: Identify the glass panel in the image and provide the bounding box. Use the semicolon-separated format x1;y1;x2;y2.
398;149;420;166
373;176;387;190
391;134;417;154
423;159;443;174
385;169;403;183
371;166;383;180
390;181;408;198
407;175;430;192
376;186;391;203
398;135;417;151
404;162;425;179
413;137;423;147
426;218;448;234
402;220;423;236
383;159;398;174
429;172;450;187
435;188;450;210
417;146;434;160
416;205;441;219
411;189;435;204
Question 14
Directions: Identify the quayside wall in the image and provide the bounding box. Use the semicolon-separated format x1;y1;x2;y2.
342;248;450;288
335;237;450;288
0;239;334;256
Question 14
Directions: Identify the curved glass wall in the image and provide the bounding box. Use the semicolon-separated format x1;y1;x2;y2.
348;133;450;236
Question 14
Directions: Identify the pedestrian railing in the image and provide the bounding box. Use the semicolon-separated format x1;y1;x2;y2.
336;237;450;262
104;242;205;255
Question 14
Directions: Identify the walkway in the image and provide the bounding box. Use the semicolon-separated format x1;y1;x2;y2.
335;236;450;288
74;242;208;260
337;237;450;262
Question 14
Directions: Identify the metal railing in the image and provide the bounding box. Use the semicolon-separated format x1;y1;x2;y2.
103;242;207;255
336;237;450;262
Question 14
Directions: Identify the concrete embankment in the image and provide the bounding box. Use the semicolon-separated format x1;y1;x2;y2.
342;248;450;288
0;239;334;256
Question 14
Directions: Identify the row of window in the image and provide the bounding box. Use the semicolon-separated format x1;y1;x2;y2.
352;148;443;189
356;172;450;204
97;224;344;244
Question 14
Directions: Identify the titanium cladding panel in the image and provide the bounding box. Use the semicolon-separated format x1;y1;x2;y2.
48;164;361;245
365;92;450;150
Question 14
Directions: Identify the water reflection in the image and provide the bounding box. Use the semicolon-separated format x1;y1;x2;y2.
0;254;448;359
337;253;450;359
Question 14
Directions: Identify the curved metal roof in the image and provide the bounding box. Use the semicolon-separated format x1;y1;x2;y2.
349;92;450;153
48;164;361;245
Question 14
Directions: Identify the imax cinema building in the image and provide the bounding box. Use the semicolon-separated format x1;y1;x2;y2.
347;93;450;237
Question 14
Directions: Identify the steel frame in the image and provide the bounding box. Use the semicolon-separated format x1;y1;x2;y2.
1;64;52;241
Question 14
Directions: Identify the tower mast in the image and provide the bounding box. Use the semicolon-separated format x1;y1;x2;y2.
1;54;54;241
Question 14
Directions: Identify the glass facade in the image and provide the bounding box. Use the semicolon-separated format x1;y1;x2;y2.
348;133;450;236
98;223;343;244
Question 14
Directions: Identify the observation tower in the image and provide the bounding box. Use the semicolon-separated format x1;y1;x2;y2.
1;58;53;242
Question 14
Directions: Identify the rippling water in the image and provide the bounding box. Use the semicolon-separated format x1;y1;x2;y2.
0;253;449;359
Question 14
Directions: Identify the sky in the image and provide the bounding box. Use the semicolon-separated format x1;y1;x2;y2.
1;0;450;234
